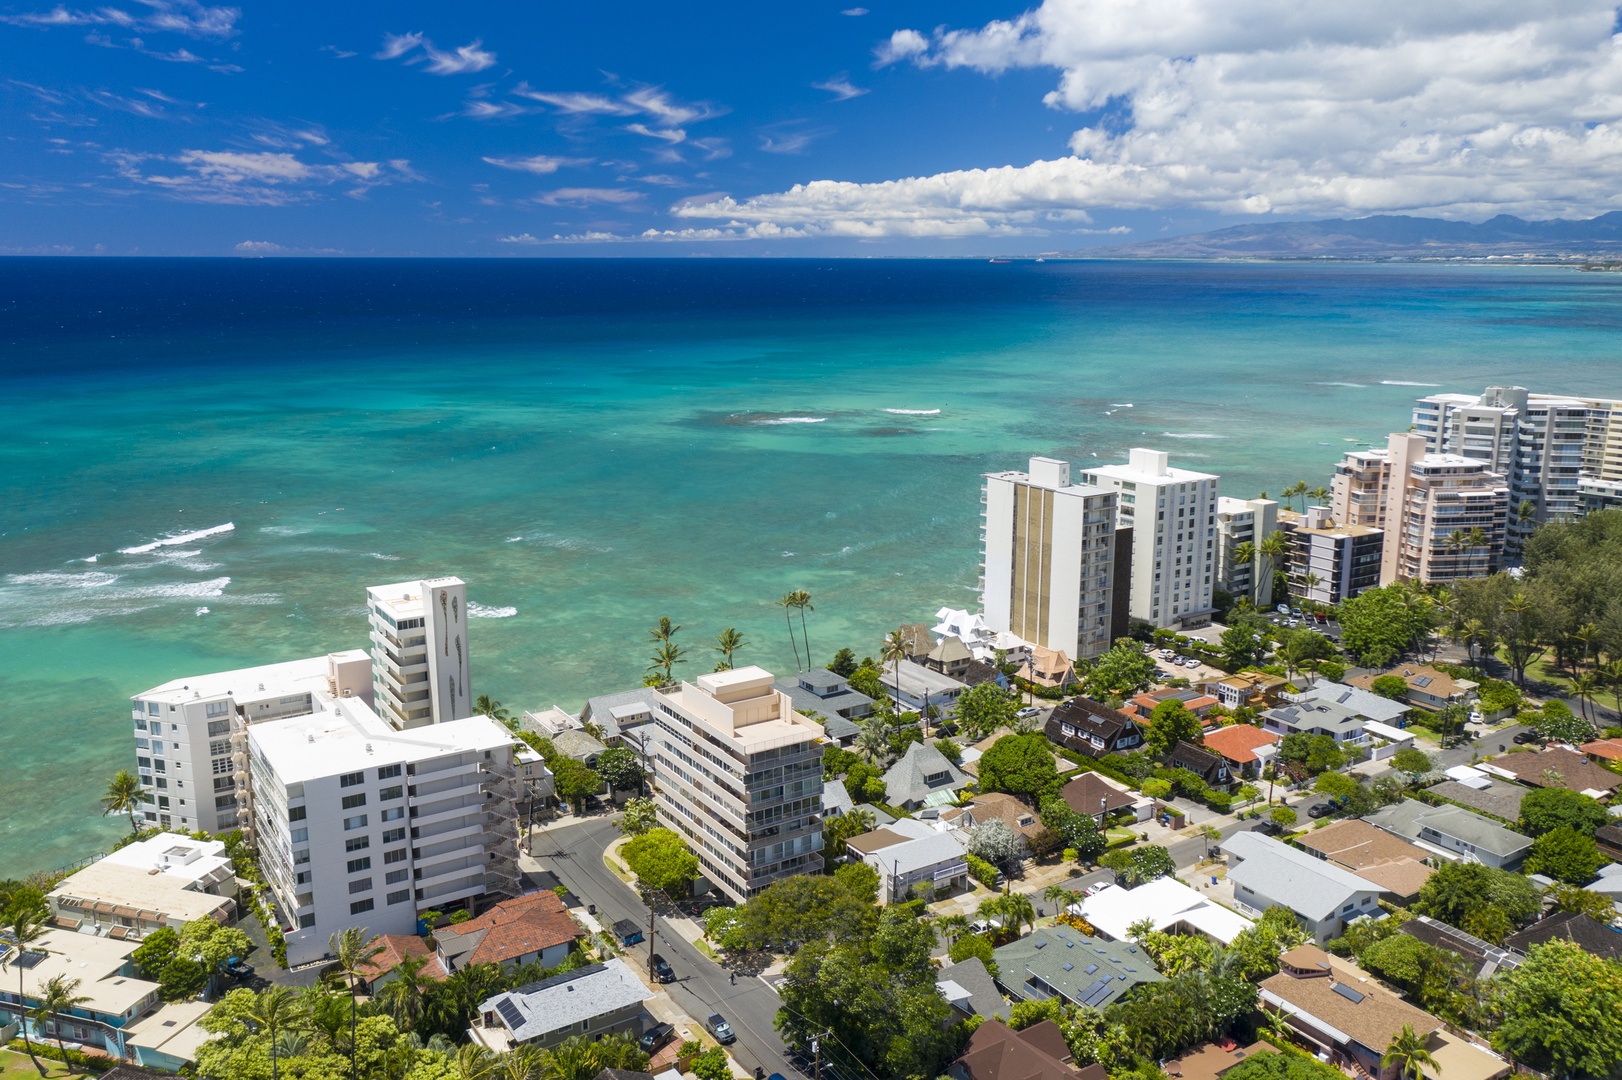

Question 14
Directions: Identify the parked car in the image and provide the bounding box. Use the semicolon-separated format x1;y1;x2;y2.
1277;604;1291;614
224;958;254;980
707;1014;736;1045
1513;731;1542;745
1015;706;1040;719
1307;803;1334;819
1084;881;1113;896
1254;820;1283;837
640;1022;675;1054
651;954;675;983
1184;659;1200;668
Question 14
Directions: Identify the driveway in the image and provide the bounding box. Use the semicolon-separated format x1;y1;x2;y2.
524;817;800;1079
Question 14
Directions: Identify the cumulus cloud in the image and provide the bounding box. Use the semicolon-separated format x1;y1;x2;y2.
376;32;495;74
534;187;642;207
234;239;282;252
482;154;592;174
548;222;811;242
497;232;542;244
813;75;868;101
109;149;420;205
873;29;930;67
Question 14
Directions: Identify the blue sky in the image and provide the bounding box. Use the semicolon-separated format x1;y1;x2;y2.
5;1;1622;255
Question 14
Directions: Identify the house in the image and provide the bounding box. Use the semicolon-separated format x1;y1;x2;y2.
524;705;587;738
1260;946;1509;1080
46;832;237;939
774;668;875;722
992;926;1164;1010
1018;647;1076;689
823;778;856;819
1163;1042;1273;1080
937;956;1011;1022
1584;862;1622;911
1583;738;1622;764
1292;682;1412;727
959;659;1011;691
1202;672;1289;711
1078;878;1253;945
950;1019;1107;1080
1200;725;1280;780
1399;916;1522;980
930;608;1033;668
1426;774;1527;822
1504;911;1622;962
552;727;608;766
1123;687;1221;724
1060;771;1145;823
0;928;163;1060
434;890;586;974
578;688;659;743
121;999;216;1072
1348;664;1477;712
1046;698;1145;757
355;933;447;992
1166;740;1231;790
516;744;556;807
1488;747;1621;798
888;660;970;717
1365;799;1533;870
1293;819;1435;906
941;793;1046;856
1220;832;1383;943
846;818;970;903
924;635;977;680
471;959;652;1051
1260;699;1367;748
1596;824;1622;862
897;622;934;659
883;741;972;810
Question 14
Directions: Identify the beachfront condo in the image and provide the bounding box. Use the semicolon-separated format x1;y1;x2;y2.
1277;507;1383;605
1331;433;1510;585
247;699;521;966
648;666;824;902
1083;448;1220;630
368;576;474;730
1215;496;1280;607
979;456;1118;662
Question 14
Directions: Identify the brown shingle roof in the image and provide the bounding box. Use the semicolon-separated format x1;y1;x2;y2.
953;1019;1105;1080
1060;772;1136;816
1295;819;1432;871
846;827;910;854
434;890;584;968
1493;747;1621;793
943;793;1044;839
1352;860;1434;901
1261;954;1442;1052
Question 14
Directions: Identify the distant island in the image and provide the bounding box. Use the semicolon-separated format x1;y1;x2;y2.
1078;210;1622;261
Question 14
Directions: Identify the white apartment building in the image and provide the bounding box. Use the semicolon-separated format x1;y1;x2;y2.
368;577;473;730
980;457;1118;661
1331;433;1510;585
648;667;824;902
248;698;520;966
1215;496;1279;606
1082;448;1220;629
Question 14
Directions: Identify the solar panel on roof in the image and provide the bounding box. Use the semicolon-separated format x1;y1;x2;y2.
1078;977;1115;1007
1063;963;1074;971
1412;676;1433;688
14;950;45;969
1084;964;1098;974
1331;983;1365;1003
495;998;525;1030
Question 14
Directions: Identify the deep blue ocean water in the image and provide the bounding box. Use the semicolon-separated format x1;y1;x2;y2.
4;257;1620;872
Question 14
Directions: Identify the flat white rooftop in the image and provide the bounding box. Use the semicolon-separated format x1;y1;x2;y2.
13;928;160;1017
367;576;464;620
96;832;232;886
135;653;352;705
249;696;512;783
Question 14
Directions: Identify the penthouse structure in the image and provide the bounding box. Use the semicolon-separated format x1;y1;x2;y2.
649;666;824;901
368;577;474;730
1215;496;1279;607
980;457;1118;661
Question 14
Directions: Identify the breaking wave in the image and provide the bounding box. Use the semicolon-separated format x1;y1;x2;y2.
118;522;235;555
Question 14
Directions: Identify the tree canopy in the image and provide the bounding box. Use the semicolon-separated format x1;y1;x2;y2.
1492;940;1622;1080
1143;700;1204;756
1524;827;1606;885
954;682;1020;741
621;828;699;896
976;733;1061;803
1339;586;1433;668
1415;861;1538;942
1520;787;1609;837
1083;642;1157;700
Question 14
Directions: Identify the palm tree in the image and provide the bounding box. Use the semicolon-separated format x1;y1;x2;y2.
1602;659;1622;718
1001;892;1036;934
1283;481;1308;513
496;1045;545;1080
787;590;814;671
1197;823;1223;858
1573;622;1601;673
1308;485;1330;506
647;616;680;646
32;976;89;1074
455;1044;498;1080
712;627;746;671
776;594;804;672
247;985;306;1080
881;628;909;707
329;927;385;1080
647;642;685;684
377;954;433;1033
4;897;48;1076
473;696;512;727
853;723;891;768
1302;571;1322;604
275;1030;312;1061
1257;532;1289;607
1382;1024;1440;1080
935;913;971;944
101;770;147;834
1229;540;1256;600
1572;673;1599;724
1042;884;1082;915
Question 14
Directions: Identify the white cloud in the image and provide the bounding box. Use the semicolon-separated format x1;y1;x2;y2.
841;7;868;15
759;129;821;154
497;232;542;244
483;154;592;174
320;45;357;59
625;123;686;144
2;0;238;37
873;29;929;67
512;87;639;115
813;75;867;101
234;239;282;252
622;87;723;125
109;149;419;205
534;186;642;207
374;32;422;60
548;221;811;242
423;39;496;75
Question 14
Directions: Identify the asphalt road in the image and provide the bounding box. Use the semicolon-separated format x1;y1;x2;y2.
526;816;796;1079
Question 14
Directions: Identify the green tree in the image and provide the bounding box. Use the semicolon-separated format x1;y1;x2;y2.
976;733;1060;803
646;616;686;683
1220;625;1263;670
967;818;1026;873
778;595;804;672
1520;787;1609;837
823;807;877;855
1339;586;1425;668
712;627;747;671
1083;642;1157;700
617;796;658;836
33;975;90;1073
102;769;148;833
622;828;699;979
880;628;909;707
1416;861;1538;941
720;873;878;953
1370;674;1410;700
1009;998;1064;1031
595;747;644;796
1223;1052;1345;1080
947;932;997;974
5;891;50;1076
473;695;512;727
1544;883;1618;921
1533;700;1596;745
551;758;601;813
833;861;880;904
1492;940;1622;1080
245;985;307;1080
1101;844;1175;886
375;955;434;1034
1039;796;1106;863
330;927;384;1080
955;682;1019;741
691;1048;731;1080
1144;699;1204;755
1268;805;1298;829
131;925;181;979
1524;827;1605;885
828;648;858;677
1391;747;1435;784
1382;1024;1439;1080
788;590;815;673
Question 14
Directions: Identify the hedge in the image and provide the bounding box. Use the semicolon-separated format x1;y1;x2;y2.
7;1040;110;1071
965;853;999;890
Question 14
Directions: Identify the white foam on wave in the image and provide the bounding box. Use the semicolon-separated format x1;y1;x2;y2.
82;555;99;563
1318;382;1368;388
753;417;827;425
1109;403;1134;408
119;522;234;555
1160;432;1227;439
884;408;941;416
157;549;202;558
467;603;516;619
5;571;119;588
196;606;210;616
1380;380;1441;387
368;552;402;561
260;525;311;536
506;537;523;543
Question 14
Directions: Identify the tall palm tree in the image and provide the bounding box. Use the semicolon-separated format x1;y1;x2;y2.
712;627;747;671
1229;540;1256;601
101;770;147;834
1382;1024;1440;1080
497;1045;545;1080
247;985;306;1080
1572;673;1599;724
377;955;433;1034
1302;571;1322;604
1308;486;1330;506
1257;532;1290;607
647;642;685;684
775;594;804;672
455;1044;498;1080
1283;481;1308;513
329;927;385;1080
32;976;89;1075
4;898;48;1076
935;913;971;944
788;590;814;671
853;723;891;768
473;696;512;727
1602;659;1622;718
647;616;680;646
881;628;909;707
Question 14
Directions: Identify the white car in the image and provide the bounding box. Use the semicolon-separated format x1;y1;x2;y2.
1015;706;1040;719
1184;659;1200;668
1084;881;1113;896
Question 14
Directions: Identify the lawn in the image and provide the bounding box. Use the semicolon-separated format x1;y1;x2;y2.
0;1049;76;1079
1104;827;1138;849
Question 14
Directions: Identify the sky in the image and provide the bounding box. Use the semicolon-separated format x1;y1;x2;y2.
5;0;1622;256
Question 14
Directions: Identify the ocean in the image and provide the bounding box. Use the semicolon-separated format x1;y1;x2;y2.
4;257;1620;874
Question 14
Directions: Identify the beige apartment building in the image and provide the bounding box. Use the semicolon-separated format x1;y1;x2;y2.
1331;433;1509;585
1277;507;1382;605
649;667;824;901
1216;496;1280;606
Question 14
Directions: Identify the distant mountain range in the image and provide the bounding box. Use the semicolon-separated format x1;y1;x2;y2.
1083;211;1622;260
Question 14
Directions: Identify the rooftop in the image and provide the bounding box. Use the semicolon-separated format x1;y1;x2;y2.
1221;832;1378;920
367;576;465;621
134;652;341;706
1085;448;1219;485
1060;772;1138;816
1201;725;1281;765
357;933;447;983
121;999;215;1064
883;741;971;806
1293;682;1410;724
890;659;970;699
953;1019;1106;1080
936;956;1010;1021
1366;799;1533;860
1262;699;1365;736
1079;878;1252;945
1491;747;1621;795
7;928;160;1017
657;666;824;753
1504;911;1622;962
1261;951;1441;1052
1349;664;1477;701
993;926;1165;1011
1583;738;1622;763
248;696;515;783
436;890;585;970
478;959;651;1044
1426;779;1526;821
49;861;235;926
1294;819;1432;872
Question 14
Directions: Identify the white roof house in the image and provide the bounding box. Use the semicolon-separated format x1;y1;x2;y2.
1079;878;1253;944
473;958;651;1050
1221;832;1383;943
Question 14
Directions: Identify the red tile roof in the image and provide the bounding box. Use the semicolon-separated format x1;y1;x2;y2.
435;889;585;968
357;933;446;983
1201;724;1280;765
1582;739;1622;763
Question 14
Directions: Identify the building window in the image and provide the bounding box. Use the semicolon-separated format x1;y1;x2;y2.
350;899;374;915
348;857;371;873
378;764;403;780
205;701;231;718
378;785;403;801
134;718;147;731
385;869;409;885
380;806;405;822
212;757;232;775
148;702;160;716
299;913;316;929
384;848;407;864
341;793;367;810
288;805;306;822
382;828;406;844
157;796;170;809
294;849;310;865
291;827;308;843
346;835;370;852
339;771;366;788
207;719;231;737
295;870;312;885
387;890;411;905
344;814;368;830
349;878;373;895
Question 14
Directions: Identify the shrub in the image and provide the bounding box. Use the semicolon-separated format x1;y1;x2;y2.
692;1047;732;1080
965;853;999;890
948;932;998;976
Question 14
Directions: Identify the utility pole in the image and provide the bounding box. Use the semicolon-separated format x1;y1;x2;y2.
812;1036;820;1080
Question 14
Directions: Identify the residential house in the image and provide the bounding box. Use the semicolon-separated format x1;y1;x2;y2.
1045;698;1145;757
1260;946;1508;1080
1366;799;1533;870
1078;878;1252;945
471;959;652;1051
121;999;216;1072
942;793;1047;857
937;957;1011;1022
887;660;970;717
924;636;977;680
950;1019;1107;1080
955;659;1012;691
1596;824;1622;862
1293;819;1435;907
1260;699;1367;749
1123;687;1221;725
434;890;585;974
0;928;163;1060
992;926;1164;1010
47;832;236;939
552;727;608;767
1221;832;1383;943
1582;738;1622;764
897;623;934;659
523;706;585;739
883;741;972;810
1425;775;1526;822
1504;911;1622;962
355;933;447;993
1019;647;1076;689
1292;682;1412;727
579;688;658;742
1201;672;1289;712
774;668;876;722
1163;1043;1274;1080
1583;862;1622;912
1200;725;1280;780
1060;772;1146;823
1399;917;1522;980
931;608;1032;669
1487;747;1622;798
822;778;855;820
1166;740;1230;790
1349;665;1478;713
846;818;970;903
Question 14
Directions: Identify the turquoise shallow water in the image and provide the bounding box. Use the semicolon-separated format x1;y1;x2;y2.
3;257;1620;873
